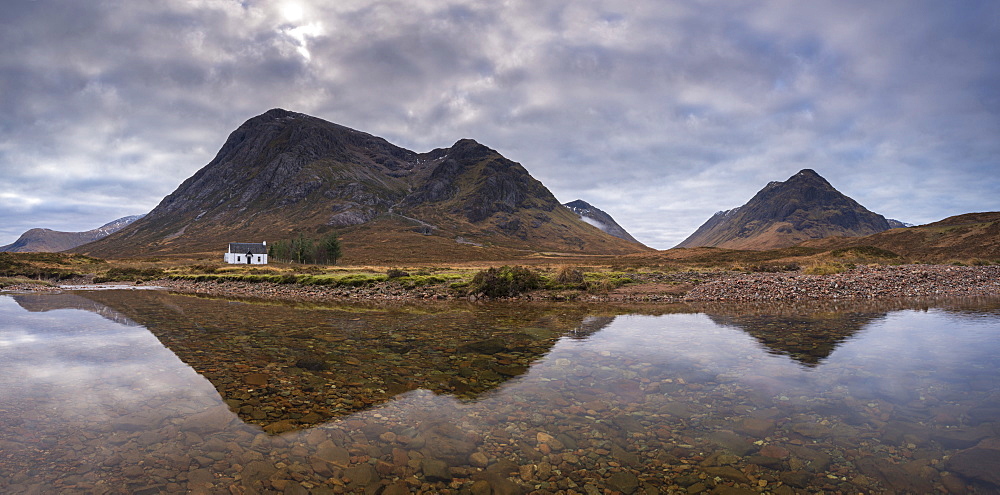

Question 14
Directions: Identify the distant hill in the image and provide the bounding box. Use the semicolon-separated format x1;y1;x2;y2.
75;109;647;261
803;211;1000;262
1;215;144;253
563;199;642;244
676;169;896;250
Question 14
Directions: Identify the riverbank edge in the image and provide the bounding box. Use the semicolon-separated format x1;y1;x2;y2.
5;264;998;304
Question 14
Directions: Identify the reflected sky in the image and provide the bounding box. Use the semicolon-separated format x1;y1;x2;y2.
0;296;220;426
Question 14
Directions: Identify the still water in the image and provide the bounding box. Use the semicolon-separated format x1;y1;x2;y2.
1;290;998;494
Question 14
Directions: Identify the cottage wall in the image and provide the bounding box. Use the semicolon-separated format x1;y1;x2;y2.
225;242;268;264
223;252;268;264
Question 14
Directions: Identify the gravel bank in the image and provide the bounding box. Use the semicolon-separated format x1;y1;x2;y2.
684;264;1000;301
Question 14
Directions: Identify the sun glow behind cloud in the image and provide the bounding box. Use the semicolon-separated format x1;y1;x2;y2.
278;2;323;61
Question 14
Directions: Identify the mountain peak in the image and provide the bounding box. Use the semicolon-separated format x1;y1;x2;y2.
564;200;643;244
1;214;144;253
676;169;892;250
76;110;646;260
787;168;831;186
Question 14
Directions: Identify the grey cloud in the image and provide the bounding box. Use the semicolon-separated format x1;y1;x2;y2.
1;0;998;248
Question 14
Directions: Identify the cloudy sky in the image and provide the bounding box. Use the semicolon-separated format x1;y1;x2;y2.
2;0;998;249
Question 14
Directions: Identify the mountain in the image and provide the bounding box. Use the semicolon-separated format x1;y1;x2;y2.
0;215;144;253
563;199;642;244
675;169;895;250
76;109;646;261
803;211;1000;262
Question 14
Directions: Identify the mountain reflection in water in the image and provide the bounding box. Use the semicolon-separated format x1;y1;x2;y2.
13;290;652;432
2;290;1000;494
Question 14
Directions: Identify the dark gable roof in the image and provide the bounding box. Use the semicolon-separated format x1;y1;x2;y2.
229;242;267;254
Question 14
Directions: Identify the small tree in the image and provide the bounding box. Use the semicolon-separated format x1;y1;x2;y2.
269;234;341;264
320;234;342;265
290;234;312;264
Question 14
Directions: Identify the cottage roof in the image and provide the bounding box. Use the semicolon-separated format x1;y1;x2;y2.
228;242;267;254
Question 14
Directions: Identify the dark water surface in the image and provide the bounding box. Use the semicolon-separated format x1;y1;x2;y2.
1;290;999;494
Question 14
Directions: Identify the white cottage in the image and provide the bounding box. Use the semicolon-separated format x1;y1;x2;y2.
224;242;268;265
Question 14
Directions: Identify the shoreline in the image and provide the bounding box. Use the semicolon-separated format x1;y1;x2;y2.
5;264;998;304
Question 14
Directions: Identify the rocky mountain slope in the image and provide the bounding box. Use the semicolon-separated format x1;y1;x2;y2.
76;109;646;261
676;169;897;250
563;200;642;244
1;215;144;253
803;211;1000;262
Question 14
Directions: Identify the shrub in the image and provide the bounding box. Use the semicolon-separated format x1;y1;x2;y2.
554;266;585;285
804;263;849;275
468;266;542;298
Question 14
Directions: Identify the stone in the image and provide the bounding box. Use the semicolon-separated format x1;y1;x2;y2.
263;420;297;435
470;451;490;468
945;448;1000;487
856;456;934;493
779;471;812;488
422;458;451;482
790;422;831;439
470;480;492;495
786;445;831;473
315;441;350;466
612;445;641;467
381;482;411;495
966;405;1000;426
344;464;377;488
758;444;789;459
487;475;524;495
735;418;775;437
606;471;639;494
931;427;991;449
282;481;309;495
706;431;755;455
703;466;749;483
940;473;969;495
420;423;477;464
180;405;234;434
241;460;277;482
243;373;269;386
745;455;783;469
686;482;708;494
711;486;757;495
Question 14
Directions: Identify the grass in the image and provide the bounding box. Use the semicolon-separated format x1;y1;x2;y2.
0;252;103;281
94;267;167;283
6;237;994;298
803;262;852;275
829;245;900;259
0;276;56;288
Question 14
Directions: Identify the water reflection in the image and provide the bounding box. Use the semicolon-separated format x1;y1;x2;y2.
1;291;999;494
